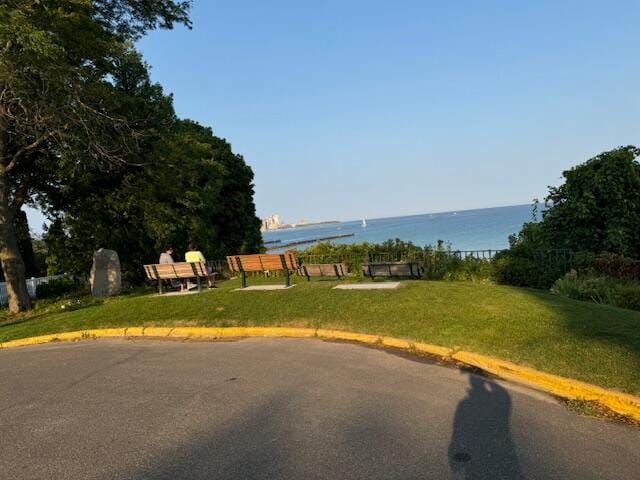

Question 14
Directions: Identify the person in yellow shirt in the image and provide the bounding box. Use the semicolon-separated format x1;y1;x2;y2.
185;242;215;288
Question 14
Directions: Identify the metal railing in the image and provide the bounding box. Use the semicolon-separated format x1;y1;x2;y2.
298;249;508;265
0;274;67;306
209;248;574;279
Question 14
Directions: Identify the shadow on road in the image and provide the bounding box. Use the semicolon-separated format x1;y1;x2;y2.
448;374;524;479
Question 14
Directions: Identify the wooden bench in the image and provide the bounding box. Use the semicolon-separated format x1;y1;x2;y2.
226;253;299;288
362;262;424;279
299;263;348;281
143;262;213;294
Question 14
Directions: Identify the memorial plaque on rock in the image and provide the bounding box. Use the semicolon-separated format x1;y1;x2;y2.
90;248;122;297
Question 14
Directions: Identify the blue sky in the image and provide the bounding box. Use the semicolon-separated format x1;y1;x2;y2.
26;0;640;229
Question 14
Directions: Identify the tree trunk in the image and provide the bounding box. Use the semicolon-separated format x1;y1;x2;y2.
0;172;32;313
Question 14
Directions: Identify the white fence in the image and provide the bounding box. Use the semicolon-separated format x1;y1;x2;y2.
0;274;68;306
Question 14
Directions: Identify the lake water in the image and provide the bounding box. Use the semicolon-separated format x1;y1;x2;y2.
262;204;537;252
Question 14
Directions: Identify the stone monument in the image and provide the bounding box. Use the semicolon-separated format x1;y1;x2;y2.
90;248;122;297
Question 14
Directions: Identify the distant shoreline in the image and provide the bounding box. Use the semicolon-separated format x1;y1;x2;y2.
261;203;537;252
342;203;537;225
265;233;355;251
262;220;340;232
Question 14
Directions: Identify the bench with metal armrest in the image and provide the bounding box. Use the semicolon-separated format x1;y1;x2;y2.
143;262;214;294
361;262;424;279
226;253;299;288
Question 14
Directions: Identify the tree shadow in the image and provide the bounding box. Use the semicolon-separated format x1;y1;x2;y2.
128;393;295;480
0;298;104;330
127;390;439;479
448;373;524;480
523;288;640;393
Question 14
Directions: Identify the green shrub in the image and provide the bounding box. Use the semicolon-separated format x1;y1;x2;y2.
491;221;573;289
549;274;582;300
492;253;565;289
36;277;80;299
300;239;495;282
423;253;493;282
551;275;640;311
608;283;640;311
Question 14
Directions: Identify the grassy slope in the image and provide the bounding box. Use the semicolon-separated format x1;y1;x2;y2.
2;278;640;395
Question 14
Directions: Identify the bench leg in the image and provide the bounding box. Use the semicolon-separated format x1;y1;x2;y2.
197;276;202;292
158;280;164;295
242;271;247;289
284;269;291;287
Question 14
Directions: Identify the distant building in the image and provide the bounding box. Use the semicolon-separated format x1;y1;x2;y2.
261;214;281;231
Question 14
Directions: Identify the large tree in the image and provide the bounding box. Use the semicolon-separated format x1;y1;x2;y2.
542;146;640;257
495;146;640;289
0;0;190;312
42;52;262;283
44;120;263;283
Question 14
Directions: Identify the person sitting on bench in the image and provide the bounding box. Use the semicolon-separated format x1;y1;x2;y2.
185;242;215;288
159;245;175;264
159;244;180;288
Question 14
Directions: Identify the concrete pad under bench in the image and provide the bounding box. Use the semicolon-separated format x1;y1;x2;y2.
155;289;202;297
235;285;297;291
333;282;401;290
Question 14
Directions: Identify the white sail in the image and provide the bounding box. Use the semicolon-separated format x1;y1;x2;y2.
362;218;367;227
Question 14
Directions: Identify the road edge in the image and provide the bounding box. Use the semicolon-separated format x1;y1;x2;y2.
2;326;639;421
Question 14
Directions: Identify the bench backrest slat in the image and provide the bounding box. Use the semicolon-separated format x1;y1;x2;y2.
225;253;299;273
144;265;158;280
302;263;347;277
143;262;208;280
361;262;423;278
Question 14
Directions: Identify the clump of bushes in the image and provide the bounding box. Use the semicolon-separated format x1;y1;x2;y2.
300;239;426;275
491;223;572;289
492;252;569;289
300;239;495;282
422;244;493;282
36;277;81;299
551;273;640;311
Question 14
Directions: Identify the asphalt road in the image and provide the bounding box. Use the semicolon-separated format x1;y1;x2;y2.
1;338;639;479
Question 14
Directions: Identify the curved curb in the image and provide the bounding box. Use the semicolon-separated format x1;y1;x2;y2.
2;327;639;421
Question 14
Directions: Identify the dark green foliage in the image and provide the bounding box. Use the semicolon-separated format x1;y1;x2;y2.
40;53;262;285
496;146;640;289
493;223;572;289
43;118;263;284
0;0;192;311
300;239;427;274
422;241;494;281
552;274;640;312
543;146;640;257
31;237;48;278
300;239;495;282
13;210;41;277
35;277;79;300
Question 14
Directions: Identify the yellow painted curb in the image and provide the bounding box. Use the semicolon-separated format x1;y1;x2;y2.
315;329;380;345
413;341;452;358
2;326;639;421
452;351;640;420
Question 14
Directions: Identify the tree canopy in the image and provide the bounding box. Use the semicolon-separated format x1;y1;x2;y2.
495;146;640;288
542;146;640;257
1;1;262;311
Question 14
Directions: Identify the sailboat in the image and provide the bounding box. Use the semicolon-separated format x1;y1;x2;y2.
361;218;367;228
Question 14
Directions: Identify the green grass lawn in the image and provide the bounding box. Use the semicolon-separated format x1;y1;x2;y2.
2;277;640;395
